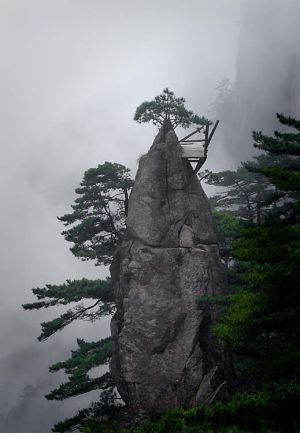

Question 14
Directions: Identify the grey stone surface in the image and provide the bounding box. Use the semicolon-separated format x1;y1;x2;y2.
110;123;227;417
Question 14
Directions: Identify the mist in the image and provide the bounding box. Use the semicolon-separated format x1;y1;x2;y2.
0;1;299;431
211;0;300;167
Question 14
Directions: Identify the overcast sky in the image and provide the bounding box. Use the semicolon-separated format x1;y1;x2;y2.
0;0;279;431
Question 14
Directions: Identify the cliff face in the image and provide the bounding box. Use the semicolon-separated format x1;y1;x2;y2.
110;124;227;417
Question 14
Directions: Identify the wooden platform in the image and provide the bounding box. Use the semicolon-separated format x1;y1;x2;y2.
181;144;205;159
178;120;219;180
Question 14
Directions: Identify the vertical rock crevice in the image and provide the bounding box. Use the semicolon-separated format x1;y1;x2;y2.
110;124;228;417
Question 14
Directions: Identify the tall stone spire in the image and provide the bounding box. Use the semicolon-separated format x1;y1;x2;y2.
110;125;227;417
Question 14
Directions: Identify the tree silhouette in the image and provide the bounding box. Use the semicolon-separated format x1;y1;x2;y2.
134;88;209;129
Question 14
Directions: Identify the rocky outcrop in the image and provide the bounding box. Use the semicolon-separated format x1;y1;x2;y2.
110;123;227;417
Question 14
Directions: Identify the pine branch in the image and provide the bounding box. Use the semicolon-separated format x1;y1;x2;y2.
52;388;125;433
37;300;114;341
23;278;114;310
46;372;114;400
50;338;112;374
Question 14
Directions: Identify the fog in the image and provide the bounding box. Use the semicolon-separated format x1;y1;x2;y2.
211;0;300;167
0;1;298;431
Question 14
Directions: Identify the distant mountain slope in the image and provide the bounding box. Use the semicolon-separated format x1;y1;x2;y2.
212;0;300;167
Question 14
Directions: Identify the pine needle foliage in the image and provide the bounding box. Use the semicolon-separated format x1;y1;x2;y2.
23;161;133;430
52;389;125;433
124;382;300;433
58;162;133;266
215;114;300;385
23;278;114;340
46;338;113;401
134;88;210;129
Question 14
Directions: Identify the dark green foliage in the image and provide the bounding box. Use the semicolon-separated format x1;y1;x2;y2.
58;162;133;266
23;278;114;340
50;338;112;375
47;372;113;401
52;388;125;433
23;279;116;423
253;113;300;156
124;383;300;433
261;167;300;191
211;211;242;268
23;278;113;308
212;212;242;244
134;88;209;129
23;161;132;431
46;338;113;401
203;160;278;224
215;115;300;386
48;338;125;431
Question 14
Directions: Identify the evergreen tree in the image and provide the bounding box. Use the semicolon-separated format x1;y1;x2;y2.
24;161;133;432
202;154;288;271
58;161;133;266
215;114;300;402
203;156;280;225
210;211;242;272
24;280;118;432
134;88;209;129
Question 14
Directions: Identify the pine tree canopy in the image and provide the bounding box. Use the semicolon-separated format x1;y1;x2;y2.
134;88;210;129
203;158;279;225
215;114;300;387
251;114;300;222
24;161;131;431
58;162;133;266
253;113;300;156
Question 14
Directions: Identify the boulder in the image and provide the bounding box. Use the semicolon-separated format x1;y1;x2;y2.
110;122;227;417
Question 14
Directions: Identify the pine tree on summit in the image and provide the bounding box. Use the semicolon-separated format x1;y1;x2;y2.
134;87;210;129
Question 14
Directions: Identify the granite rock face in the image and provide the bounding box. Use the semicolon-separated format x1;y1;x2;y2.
110;123;227;417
